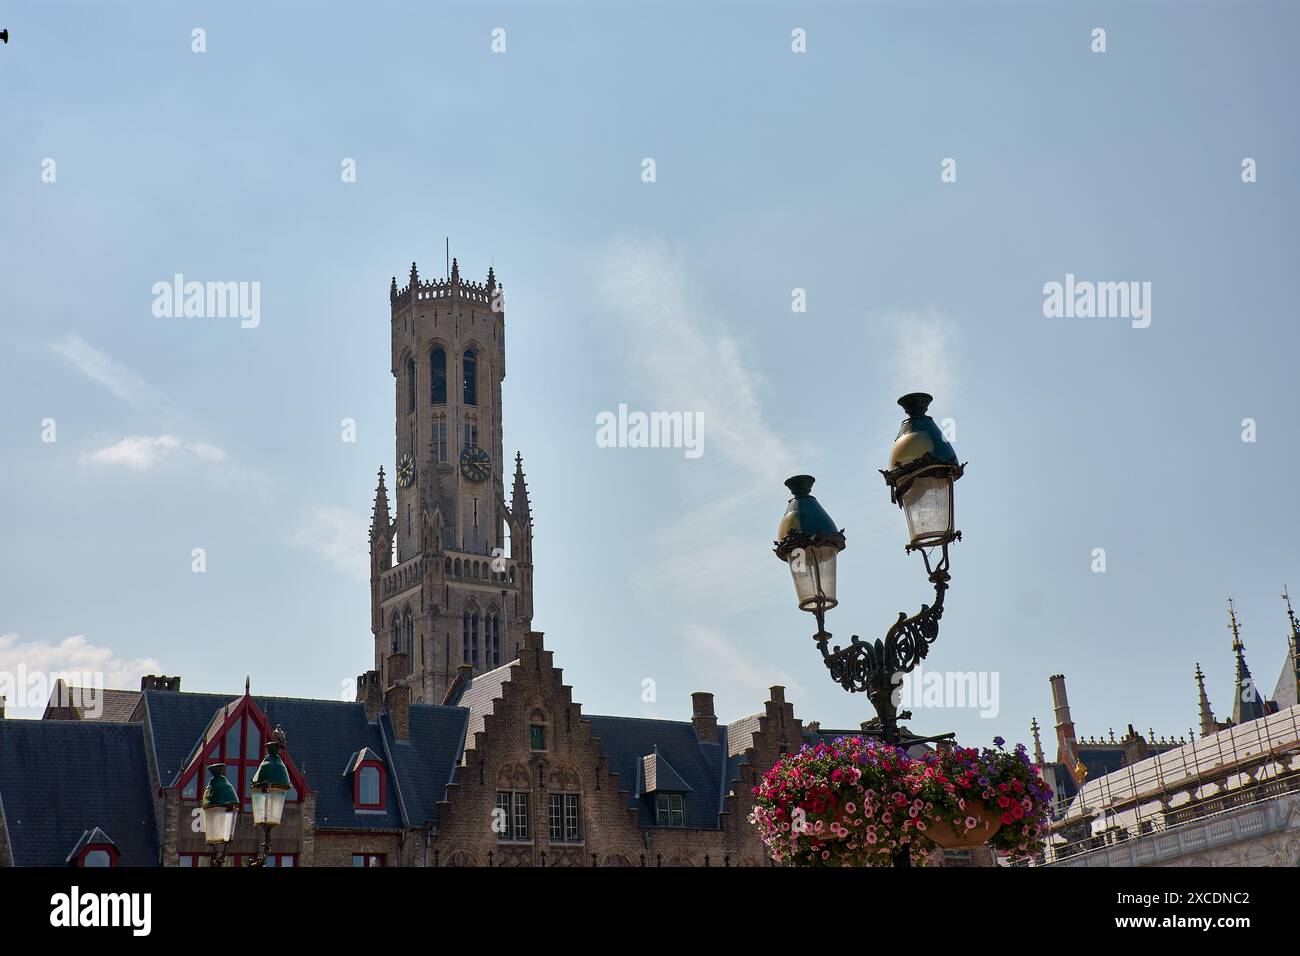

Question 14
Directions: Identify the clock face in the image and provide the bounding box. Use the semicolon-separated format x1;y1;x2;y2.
397;453;415;488
459;445;491;483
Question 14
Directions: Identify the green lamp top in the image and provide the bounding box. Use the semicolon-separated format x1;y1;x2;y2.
202;763;239;809
774;475;845;560
888;393;958;469
250;741;292;792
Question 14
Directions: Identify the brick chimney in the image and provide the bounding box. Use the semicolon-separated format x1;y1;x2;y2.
357;669;384;722
1049;673;1079;770
691;691;717;742
140;675;181;692
385;651;410;741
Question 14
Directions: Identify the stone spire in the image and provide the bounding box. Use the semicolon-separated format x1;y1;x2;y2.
1030;717;1044;764
486;265;496;291
1195;662;1218;737
409;261;419;287
390;276;398;300
511;451;531;523
370;467;391;542
1228;598;1269;726
450;257;460;284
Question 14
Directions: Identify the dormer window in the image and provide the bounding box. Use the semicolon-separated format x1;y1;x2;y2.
642;748;692;828
346;749;386;810
68;828;120;867
655;793;685;827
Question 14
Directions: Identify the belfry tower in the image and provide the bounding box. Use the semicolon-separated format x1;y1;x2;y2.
361;256;535;706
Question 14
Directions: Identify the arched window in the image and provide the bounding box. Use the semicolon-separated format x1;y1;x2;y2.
390;617;400;654
444;557;452;575
405;355;416;412
484;612;501;667
463;349;478;406
402;608;414;671
471;612;480;665
430;347;447;405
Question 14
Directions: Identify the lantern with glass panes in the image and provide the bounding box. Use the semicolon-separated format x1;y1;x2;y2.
247;725;291;867
773;393;965;750
200;763;240;867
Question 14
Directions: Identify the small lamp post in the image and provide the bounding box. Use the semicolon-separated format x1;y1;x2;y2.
201;764;240;867
248;726;291;867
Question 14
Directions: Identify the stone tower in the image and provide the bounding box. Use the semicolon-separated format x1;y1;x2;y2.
361;256;535;706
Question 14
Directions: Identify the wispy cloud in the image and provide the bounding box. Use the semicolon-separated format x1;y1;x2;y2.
878;308;959;400
49;333;177;418
590;237;792;482
80;435;227;470
0;633;161;719
588;237;797;614
682;624;804;716
290;506;370;582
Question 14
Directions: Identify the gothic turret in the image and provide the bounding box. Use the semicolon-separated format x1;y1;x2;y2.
1284;587;1300;705
370;467;392;558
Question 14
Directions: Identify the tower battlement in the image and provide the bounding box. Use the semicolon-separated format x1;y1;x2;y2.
390;259;502;312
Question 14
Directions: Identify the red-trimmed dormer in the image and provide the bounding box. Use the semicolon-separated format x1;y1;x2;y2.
175;686;307;809
345;748;386;810
68;827;121;867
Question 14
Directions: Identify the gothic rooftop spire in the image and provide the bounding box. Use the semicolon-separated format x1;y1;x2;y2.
1195;662;1217;738
1228;598;1269;726
370;467;391;537
511;451;531;521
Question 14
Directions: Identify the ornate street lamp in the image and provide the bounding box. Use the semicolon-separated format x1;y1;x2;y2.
774;393;966;748
201;764;240;867
248;725;291;867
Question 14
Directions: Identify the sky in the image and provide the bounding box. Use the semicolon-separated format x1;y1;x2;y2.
1;1;1298;756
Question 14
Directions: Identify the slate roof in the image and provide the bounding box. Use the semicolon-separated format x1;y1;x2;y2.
42;684;141;723
379;706;467;828
144;689;419;832
585;715;730;829
447;661;517;745
0;720;159;866
642;749;693;793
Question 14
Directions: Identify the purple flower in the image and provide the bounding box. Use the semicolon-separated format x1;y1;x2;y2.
993;736;1005;747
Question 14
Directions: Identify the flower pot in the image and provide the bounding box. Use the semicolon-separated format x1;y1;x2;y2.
926;800;1002;849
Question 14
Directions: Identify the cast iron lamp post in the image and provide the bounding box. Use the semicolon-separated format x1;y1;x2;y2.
773;393;964;867
200;764;240;867
774;395;965;733
247;726;291;867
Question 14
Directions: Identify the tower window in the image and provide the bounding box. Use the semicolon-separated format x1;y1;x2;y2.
430;347;447;405
406;355;416;412
463;423;478;450
434;414;448;462
463;349;478;406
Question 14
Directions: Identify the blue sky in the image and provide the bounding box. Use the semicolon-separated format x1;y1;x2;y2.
2;1;1298;754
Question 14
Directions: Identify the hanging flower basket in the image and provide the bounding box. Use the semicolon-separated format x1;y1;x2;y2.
923;798;1001;849
750;735;1053;866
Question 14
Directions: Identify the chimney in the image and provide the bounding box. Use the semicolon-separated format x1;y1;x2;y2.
691;691;717;742
1049;673;1079;768
442;663;475;705
385;652;411;742
140;675;181;692
768;685;785;704
806;720;821;735
358;670;384;722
